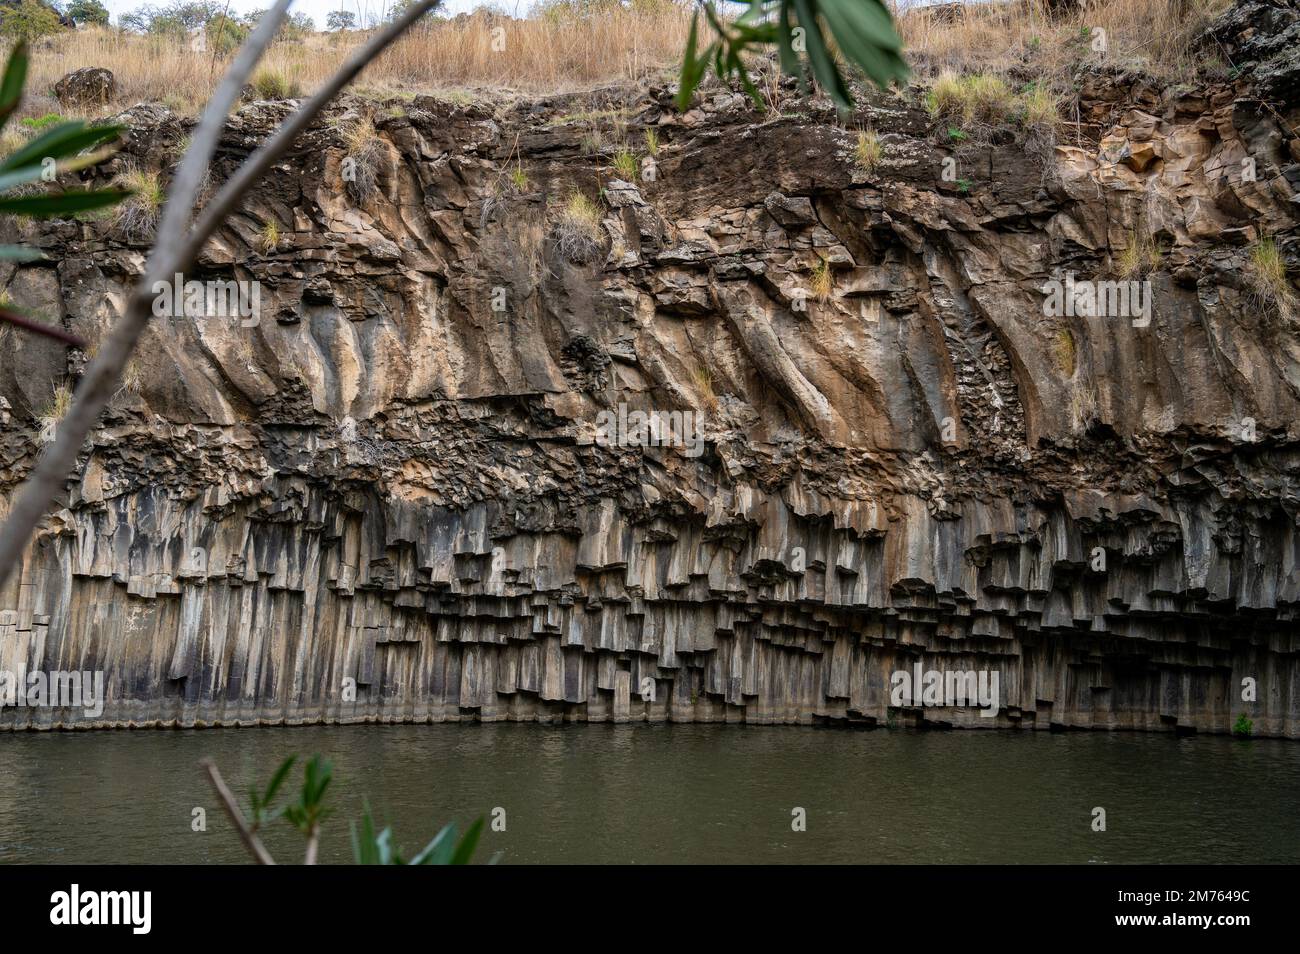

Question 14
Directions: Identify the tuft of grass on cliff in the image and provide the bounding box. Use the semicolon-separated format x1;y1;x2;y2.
554;191;604;264
111;165;164;241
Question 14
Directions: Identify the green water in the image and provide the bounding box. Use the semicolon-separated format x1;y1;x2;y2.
0;725;1295;864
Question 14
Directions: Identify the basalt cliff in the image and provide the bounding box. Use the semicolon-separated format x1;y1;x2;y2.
2;2;1300;734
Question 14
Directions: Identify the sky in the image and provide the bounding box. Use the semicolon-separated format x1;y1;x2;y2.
96;0;511;30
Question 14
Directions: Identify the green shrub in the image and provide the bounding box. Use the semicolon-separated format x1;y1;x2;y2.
928;72;1059;131
612;147;638;180
0;0;62;40
251;68;303;101
20;113;64;132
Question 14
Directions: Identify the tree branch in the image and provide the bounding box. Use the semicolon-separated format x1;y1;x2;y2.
0;0;443;587
304;823;319;865
201;758;277;865
0;307;85;348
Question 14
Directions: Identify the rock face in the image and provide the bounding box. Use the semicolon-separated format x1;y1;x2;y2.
2;2;1299;734
53;67;117;108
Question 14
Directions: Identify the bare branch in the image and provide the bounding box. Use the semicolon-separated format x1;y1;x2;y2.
0;307;85;348
201;759;277;865
0;0;443;588
304;824;319;865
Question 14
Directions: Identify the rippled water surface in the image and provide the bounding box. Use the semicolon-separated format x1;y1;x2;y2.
1;725;1296;864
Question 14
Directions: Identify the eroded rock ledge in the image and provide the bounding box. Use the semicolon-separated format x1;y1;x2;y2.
2;1;1299;734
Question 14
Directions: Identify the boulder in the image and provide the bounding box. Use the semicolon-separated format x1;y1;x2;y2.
53;67;116;107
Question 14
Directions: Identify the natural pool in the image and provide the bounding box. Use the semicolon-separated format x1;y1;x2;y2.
1;724;1296;864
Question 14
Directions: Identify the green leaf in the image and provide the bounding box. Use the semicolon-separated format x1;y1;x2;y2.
700;0;730;40
410;822;458;865
723;45;765;110
774;0;803;84
0;122;124;174
0;188;128;218
676;11;701;112
0;144;122;195
0;41;28;133
0;164;48;194
262;755;296;806
0;244;44;261
817;0;909;90
671;0;908;114
350;801;380;865
825;0;903;52
448;816;484;866
297;754;332;812
792;0;852;109
371;825;395;865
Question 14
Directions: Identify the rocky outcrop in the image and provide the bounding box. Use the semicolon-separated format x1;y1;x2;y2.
2;1;1299;734
53;67;117;108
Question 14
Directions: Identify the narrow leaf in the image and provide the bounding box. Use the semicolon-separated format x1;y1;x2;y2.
449;816;485;866
0;123;124;174
263;755;297;805
0;41;28;132
411;822;458;865
818;0;909;89
676;11;702;112
0;244;44;261
0;188;129;218
792;0;852;108
775;0;803;82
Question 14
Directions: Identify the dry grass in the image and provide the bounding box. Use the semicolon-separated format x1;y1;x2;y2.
854;129;882;173
0;127;25;156
926;71;1062;133
580;126;606;155
928;72;1020;125
13;7;692;118
0;291;12;352
1021;83;1060;128
112;164;165;241
340;113;383;204
38;379;73;442
2;2;1225;125
810;257;833;303
895;0;1231;84
256;219;280;254
554;191;604;263
119;359;144;396
691;362;718;413
1114;229;1164;279
1248;238;1297;325
1054;327;1077;376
